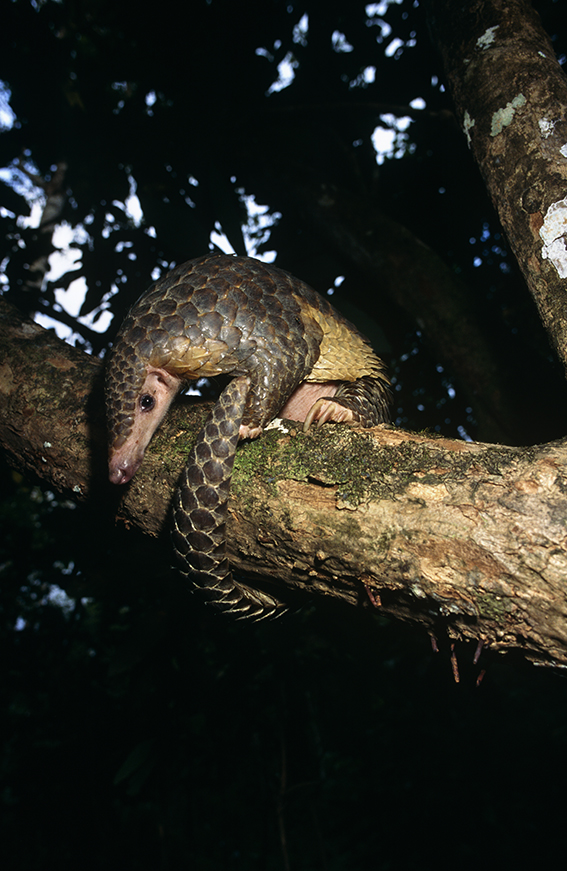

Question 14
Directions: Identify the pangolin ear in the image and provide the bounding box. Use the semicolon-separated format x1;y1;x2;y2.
140;368;183;405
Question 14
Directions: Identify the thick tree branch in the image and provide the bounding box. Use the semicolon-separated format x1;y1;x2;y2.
428;0;567;374
2;296;567;666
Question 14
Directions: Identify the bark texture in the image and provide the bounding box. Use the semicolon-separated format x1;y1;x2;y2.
428;0;567;373
0;297;101;498
2;296;567;666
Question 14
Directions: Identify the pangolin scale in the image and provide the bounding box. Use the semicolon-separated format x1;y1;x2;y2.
105;254;391;619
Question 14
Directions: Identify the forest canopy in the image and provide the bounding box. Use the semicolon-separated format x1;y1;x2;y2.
1;0;565;445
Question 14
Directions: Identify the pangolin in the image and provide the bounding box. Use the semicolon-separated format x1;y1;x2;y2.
105;254;391;619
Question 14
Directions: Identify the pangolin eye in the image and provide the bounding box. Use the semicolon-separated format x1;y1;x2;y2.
140;394;156;411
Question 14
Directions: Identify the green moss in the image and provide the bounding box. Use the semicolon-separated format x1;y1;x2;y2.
474;592;512;620
155;405;526;512
229;421;526;509
148;403;210;475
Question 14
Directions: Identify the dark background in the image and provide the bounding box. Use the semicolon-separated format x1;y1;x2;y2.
1;1;567;868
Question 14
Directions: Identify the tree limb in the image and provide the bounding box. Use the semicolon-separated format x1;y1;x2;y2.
428;0;567;374
2;296;567;666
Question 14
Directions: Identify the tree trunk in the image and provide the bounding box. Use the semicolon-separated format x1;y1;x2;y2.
2;296;567;667
428;0;567;374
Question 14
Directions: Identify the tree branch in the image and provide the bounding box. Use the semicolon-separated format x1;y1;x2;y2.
2;296;567;666
428;0;567;374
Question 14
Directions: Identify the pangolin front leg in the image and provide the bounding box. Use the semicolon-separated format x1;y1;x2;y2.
171;376;285;619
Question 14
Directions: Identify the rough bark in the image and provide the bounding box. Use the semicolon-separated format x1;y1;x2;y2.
0;297;101;498
428;0;567;374
2;296;567;667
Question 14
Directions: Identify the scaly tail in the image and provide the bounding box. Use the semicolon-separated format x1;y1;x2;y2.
333;375;392;424
171;376;286;620
303;375;392;431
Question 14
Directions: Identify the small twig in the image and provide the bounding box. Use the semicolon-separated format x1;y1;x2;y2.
450;642;460;683
476;669;486;687
473;638;484;665
364;584;382;608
